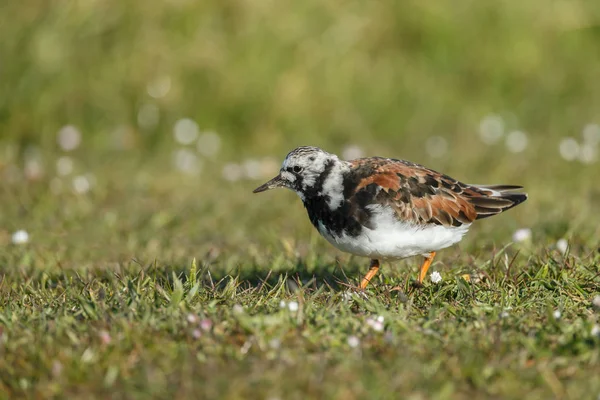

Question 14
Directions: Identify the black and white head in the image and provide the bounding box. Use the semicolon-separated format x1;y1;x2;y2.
253;146;345;201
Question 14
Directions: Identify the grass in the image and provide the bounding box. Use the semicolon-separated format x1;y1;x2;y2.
2;0;600;398
1;238;600;399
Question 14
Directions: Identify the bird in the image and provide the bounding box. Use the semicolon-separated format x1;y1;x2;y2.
253;146;527;289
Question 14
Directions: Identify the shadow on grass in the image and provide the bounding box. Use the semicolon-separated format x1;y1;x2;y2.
217;261;368;291
152;258;370;293
6;256;385;296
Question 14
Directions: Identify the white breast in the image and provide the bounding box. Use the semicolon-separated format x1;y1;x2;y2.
317;204;470;259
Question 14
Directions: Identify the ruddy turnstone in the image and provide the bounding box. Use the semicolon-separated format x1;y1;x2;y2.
253;146;527;289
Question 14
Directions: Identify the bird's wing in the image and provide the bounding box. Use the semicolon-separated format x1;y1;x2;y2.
347;157;526;228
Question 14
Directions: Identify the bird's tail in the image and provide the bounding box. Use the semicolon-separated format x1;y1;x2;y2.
469;184;528;220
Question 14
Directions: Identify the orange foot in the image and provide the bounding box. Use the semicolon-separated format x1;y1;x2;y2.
359;259;380;289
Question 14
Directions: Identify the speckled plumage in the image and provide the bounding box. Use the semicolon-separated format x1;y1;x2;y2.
253;146;527;287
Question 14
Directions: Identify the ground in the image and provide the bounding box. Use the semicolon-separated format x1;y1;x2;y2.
1;170;599;399
1;1;600;399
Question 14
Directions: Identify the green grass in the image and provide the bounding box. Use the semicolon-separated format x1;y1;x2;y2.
2;0;600;398
1;240;600;399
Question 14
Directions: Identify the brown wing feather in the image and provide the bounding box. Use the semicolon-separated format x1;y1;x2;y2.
349;157;527;227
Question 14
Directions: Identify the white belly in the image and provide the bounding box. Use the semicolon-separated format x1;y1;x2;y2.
317;204;470;259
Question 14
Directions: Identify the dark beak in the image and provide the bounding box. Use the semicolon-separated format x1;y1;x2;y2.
253;174;285;193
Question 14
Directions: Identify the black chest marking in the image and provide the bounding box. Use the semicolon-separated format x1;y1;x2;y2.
301;165;375;237
303;197;365;237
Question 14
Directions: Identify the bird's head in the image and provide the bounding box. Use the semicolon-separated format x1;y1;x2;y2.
253;146;339;199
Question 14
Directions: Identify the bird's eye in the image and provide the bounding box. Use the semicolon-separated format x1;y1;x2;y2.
293;166;303;173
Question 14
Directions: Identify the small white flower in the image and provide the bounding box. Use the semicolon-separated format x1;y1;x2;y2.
186;313;198;324
98;330;111;345
559;137;580;161
500;311;510;319
430;271;442;284
279;300;287;309
512;228;532;243
366;317;384;332
582;123;600;145
376;315;384;323
347;335;360;348
479;115;504;145
57;125;82;151
147;75;171;99
72;175;91;194
199;319;212;332
11;230;29;245
505;130;529;153
579;144;597;164
553;310;561;320
173;118;199;145
592;295;600;309
56;156;74;176
591;325;600;338
232;304;244;315
287;301;299;312
556;239;568;255
173;149;201;175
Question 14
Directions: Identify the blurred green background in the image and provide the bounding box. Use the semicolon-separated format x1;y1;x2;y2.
2;2;600;398
1;0;599;266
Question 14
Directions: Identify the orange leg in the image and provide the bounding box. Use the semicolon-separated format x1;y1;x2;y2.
360;259;380;289
417;252;437;284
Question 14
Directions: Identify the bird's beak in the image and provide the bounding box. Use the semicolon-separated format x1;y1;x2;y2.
253;174;285;193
